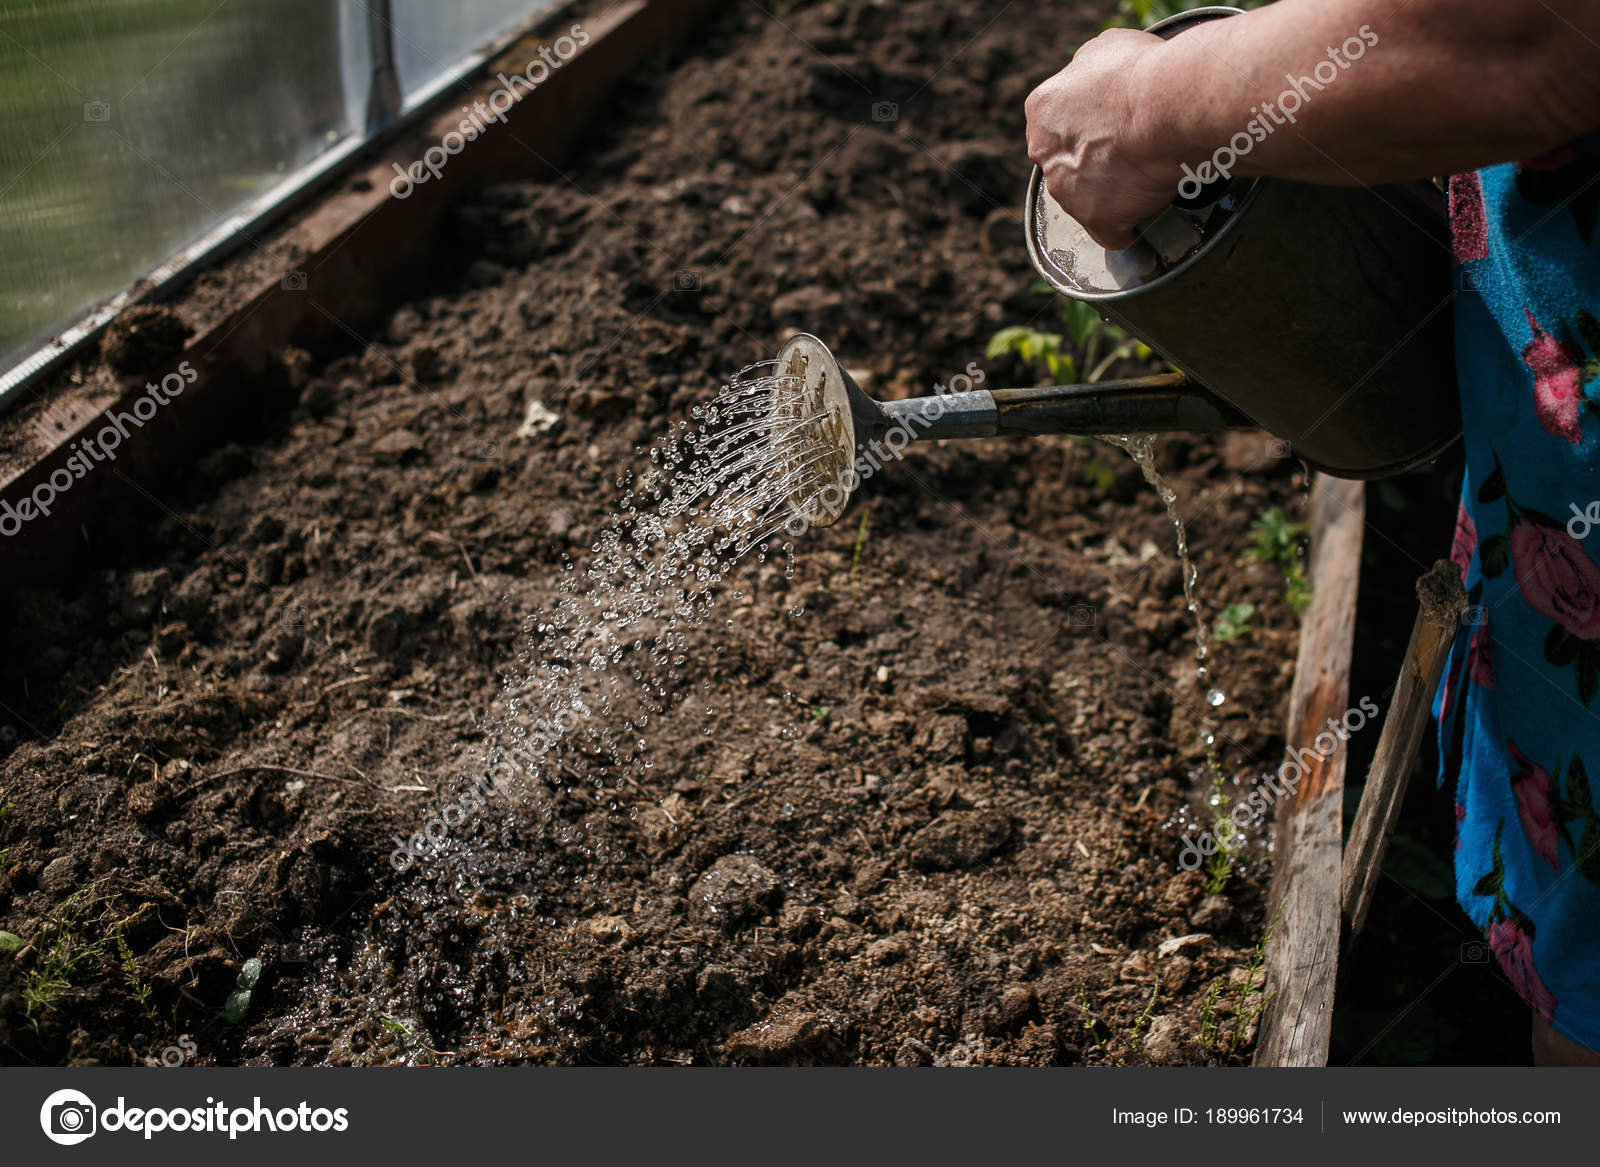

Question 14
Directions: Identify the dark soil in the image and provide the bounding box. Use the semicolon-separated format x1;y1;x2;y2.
0;0;1310;1066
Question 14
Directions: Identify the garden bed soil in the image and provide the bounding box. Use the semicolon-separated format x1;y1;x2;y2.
0;0;1310;1066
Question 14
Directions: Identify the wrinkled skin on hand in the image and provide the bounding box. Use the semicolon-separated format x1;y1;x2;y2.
1024;29;1180;250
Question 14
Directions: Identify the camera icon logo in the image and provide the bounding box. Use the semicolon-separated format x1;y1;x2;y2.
471;439;501;461
1460;939;1490;964
1068;603;1097;628
40;1088;97;1145
871;101;898;123
83;101;112;122
1457;269;1480;293
281;270;308;292
672;270;702;292
1266;438;1291;460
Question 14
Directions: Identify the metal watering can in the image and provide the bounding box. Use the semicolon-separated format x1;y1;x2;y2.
781;5;1459;529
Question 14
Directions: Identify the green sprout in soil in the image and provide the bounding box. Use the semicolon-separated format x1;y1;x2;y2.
1211;601;1256;644
1198;907;1281;1056
988;290;1152;388
114;929;157;1023
381;1013;448;1063
1247;507;1312;613
849;506;872;595
1129;984;1159;1050
21;880;111;1022
224;957;263;1024
1078;984;1110;1055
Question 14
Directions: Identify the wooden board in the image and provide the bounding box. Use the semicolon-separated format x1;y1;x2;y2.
1253;474;1365;1067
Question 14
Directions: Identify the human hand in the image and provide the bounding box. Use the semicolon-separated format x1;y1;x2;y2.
1025;30;1180;250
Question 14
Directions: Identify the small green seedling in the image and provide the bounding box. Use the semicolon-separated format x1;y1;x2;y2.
115;929;156;1022
1247;507;1312;613
224;957;263;1024
1129;984;1159;1051
987;326;1074;383
1211;601;1256;644
849;507;872;595
0;931;21;954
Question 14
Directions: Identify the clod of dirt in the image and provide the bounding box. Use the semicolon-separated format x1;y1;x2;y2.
99;305;193;376
894;1037;935;1067
370;429;424;465
1142;1015;1182;1061
39;856;78;894
688;854;782;927
725;1007;840;1063
1189;894;1232;931
907;809;1013;871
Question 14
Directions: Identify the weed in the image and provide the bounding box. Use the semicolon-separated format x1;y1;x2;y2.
1195;906;1281;1056
848;506;871;595
1226;910;1280;1055
1077;985;1109;1055
114;929;157;1022
1198;976;1225;1046
1211;601;1255;644
1247;507;1312;614
1129;984;1159;1050
21;880;111;1022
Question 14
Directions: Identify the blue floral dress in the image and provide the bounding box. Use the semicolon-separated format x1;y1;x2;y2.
1438;137;1600;1051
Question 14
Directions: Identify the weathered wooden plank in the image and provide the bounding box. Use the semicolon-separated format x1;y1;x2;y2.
1342;559;1465;933
1253;474;1364;1067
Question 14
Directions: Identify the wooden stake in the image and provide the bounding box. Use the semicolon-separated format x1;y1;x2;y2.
1341;559;1467;933
1254;475;1364;1068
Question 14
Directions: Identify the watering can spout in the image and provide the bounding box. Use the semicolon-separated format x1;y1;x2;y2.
769;332;1250;530
873;371;1251;444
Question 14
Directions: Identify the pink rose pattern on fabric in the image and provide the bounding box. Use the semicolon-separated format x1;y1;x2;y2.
1452;502;1477;581
1510;519;1600;639
1521;309;1584;443
1489;918;1558;1022
1508;741;1560;870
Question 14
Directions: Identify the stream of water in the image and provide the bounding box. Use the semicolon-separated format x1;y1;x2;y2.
1100;433;1225;710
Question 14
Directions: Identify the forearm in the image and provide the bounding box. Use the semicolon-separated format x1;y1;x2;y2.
1131;0;1600;186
